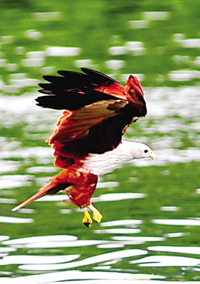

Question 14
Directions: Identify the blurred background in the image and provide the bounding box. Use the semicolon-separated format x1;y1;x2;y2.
1;0;200;86
0;0;200;283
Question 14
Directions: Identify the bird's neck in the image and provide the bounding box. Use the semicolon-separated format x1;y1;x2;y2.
83;139;142;176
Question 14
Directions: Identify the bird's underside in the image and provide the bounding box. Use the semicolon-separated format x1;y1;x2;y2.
12;68;148;227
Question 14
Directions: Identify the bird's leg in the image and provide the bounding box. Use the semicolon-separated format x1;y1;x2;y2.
88;204;103;223
82;207;93;227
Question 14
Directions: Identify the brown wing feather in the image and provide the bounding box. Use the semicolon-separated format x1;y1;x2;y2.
44;69;147;160
48;100;127;144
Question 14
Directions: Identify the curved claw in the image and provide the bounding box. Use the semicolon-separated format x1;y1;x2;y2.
89;204;103;223
82;208;92;227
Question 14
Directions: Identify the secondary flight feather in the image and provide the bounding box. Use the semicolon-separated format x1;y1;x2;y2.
13;68;155;227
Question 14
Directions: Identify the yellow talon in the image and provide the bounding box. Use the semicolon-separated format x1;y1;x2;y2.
82;208;92;227
89;204;103;223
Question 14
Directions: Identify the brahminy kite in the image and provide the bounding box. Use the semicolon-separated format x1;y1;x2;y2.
12;68;155;227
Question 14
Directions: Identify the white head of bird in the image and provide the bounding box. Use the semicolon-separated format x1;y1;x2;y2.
83;139;156;176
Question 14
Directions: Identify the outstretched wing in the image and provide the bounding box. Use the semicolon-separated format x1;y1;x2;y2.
36;68;147;157
12;69;147;214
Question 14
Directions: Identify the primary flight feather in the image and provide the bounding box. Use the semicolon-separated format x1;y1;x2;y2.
13;68;155;227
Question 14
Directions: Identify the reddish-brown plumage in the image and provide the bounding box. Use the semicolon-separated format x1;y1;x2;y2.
13;68;147;226
94;75;144;105
47;163;98;207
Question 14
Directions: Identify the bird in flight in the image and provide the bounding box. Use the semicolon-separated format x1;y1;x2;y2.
12;68;155;227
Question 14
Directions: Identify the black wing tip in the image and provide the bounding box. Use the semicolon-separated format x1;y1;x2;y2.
57;70;85;77
36;67;119;110
81;67;90;73
81;67;117;83
40;67;116;84
35;96;64;110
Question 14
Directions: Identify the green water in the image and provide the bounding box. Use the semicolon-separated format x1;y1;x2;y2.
0;0;200;282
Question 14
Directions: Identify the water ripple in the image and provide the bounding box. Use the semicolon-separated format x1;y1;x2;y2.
152;219;200;226
112;236;165;245
149;246;200;255
101;219;143;227
2;270;164;284
3;235;77;246
0;254;80;265
93;193;146;202
95;228;141;234
130;255;200;267
0;216;33;224
18;249;147;271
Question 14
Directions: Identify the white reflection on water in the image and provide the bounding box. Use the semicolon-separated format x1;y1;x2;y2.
96;181;119;188
0;247;16;253
143;11;170;20
45;46;81;57
152;219;200;226
97;243;124;249
0;146;53;160
179;38;200;48
24;29;42;40
0;198;16;204
93;193;146;202
164;232;186;238
0;160;20;174
22;58;45;67
3;235;109;250
18;249;147;271
95;228;141;234
74;59;93;68
160;206;180;211
2;270;164;284
129;20;149;29
33;12;62;21
146;86;200;119
36;192;145;204
1;35;14;44
14;240;107;249
0;254;80;265
168;69;200;81
0;216;33;223
112;236;165;245
125;41;146;56
101;219;143;227
0;236;9;242
105;60;125;70
109;46;126;55
0;175;32;189
149;246;200;255
108;42;146;57
27;166;57;173
3;235;77;245
130;255;200;267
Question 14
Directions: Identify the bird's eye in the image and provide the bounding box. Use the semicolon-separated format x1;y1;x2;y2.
144;149;148;153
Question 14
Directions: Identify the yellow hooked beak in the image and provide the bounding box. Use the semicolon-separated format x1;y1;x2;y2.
150;151;156;160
